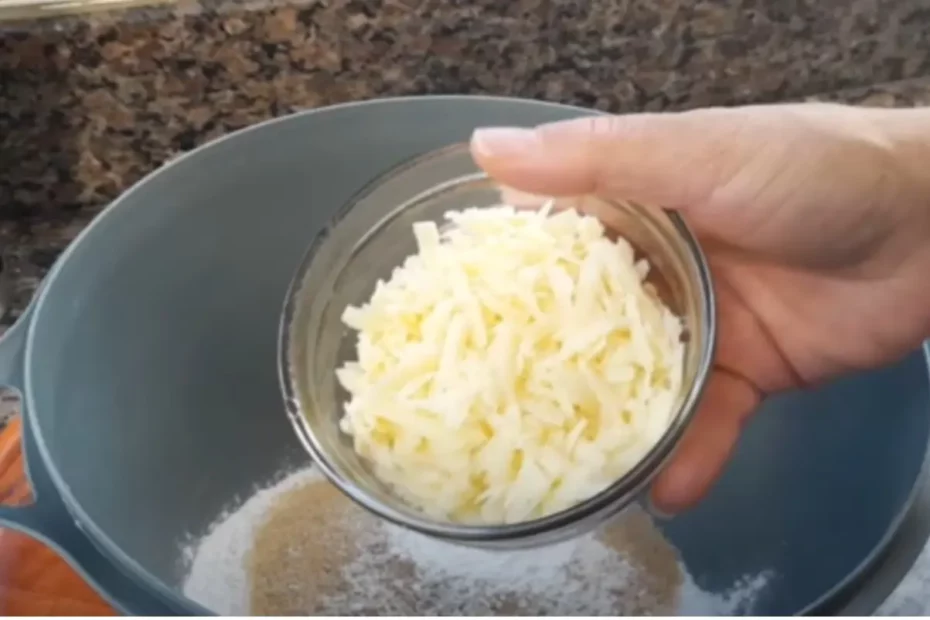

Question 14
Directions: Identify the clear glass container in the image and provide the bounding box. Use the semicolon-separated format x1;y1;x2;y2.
279;144;716;548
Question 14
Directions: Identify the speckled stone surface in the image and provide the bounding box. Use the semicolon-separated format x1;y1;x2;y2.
2;0;930;612
2;0;930;325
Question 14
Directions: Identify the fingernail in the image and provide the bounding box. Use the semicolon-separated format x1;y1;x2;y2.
645;497;677;522
471;127;539;158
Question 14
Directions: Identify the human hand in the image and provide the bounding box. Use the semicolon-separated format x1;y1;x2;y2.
470;103;930;514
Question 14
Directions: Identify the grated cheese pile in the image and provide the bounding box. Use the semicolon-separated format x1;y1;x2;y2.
335;205;685;525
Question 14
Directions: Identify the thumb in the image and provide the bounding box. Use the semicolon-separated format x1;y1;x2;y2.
470;109;760;209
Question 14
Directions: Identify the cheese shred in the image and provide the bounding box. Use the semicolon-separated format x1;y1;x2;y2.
336;205;685;524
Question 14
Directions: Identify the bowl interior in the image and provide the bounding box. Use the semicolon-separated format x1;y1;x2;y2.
17;96;929;615
285;145;714;531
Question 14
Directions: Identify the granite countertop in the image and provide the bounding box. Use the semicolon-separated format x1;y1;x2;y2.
4;0;930;325
2;0;930;613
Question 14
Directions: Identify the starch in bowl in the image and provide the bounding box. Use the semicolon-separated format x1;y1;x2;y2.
335;203;685;525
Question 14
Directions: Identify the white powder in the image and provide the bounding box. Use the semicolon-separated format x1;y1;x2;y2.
181;468;322;613
677;571;775;616
182;467;772;615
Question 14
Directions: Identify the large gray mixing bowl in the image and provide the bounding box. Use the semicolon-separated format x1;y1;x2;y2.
0;96;928;615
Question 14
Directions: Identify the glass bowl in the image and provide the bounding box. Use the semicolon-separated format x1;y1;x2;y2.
279;144;716;548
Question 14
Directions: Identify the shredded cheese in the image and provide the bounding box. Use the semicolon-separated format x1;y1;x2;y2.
336;205;685;525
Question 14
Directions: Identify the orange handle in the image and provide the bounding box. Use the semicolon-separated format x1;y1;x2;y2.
0;417;116;616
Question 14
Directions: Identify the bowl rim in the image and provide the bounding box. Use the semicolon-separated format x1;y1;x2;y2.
278;142;717;543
